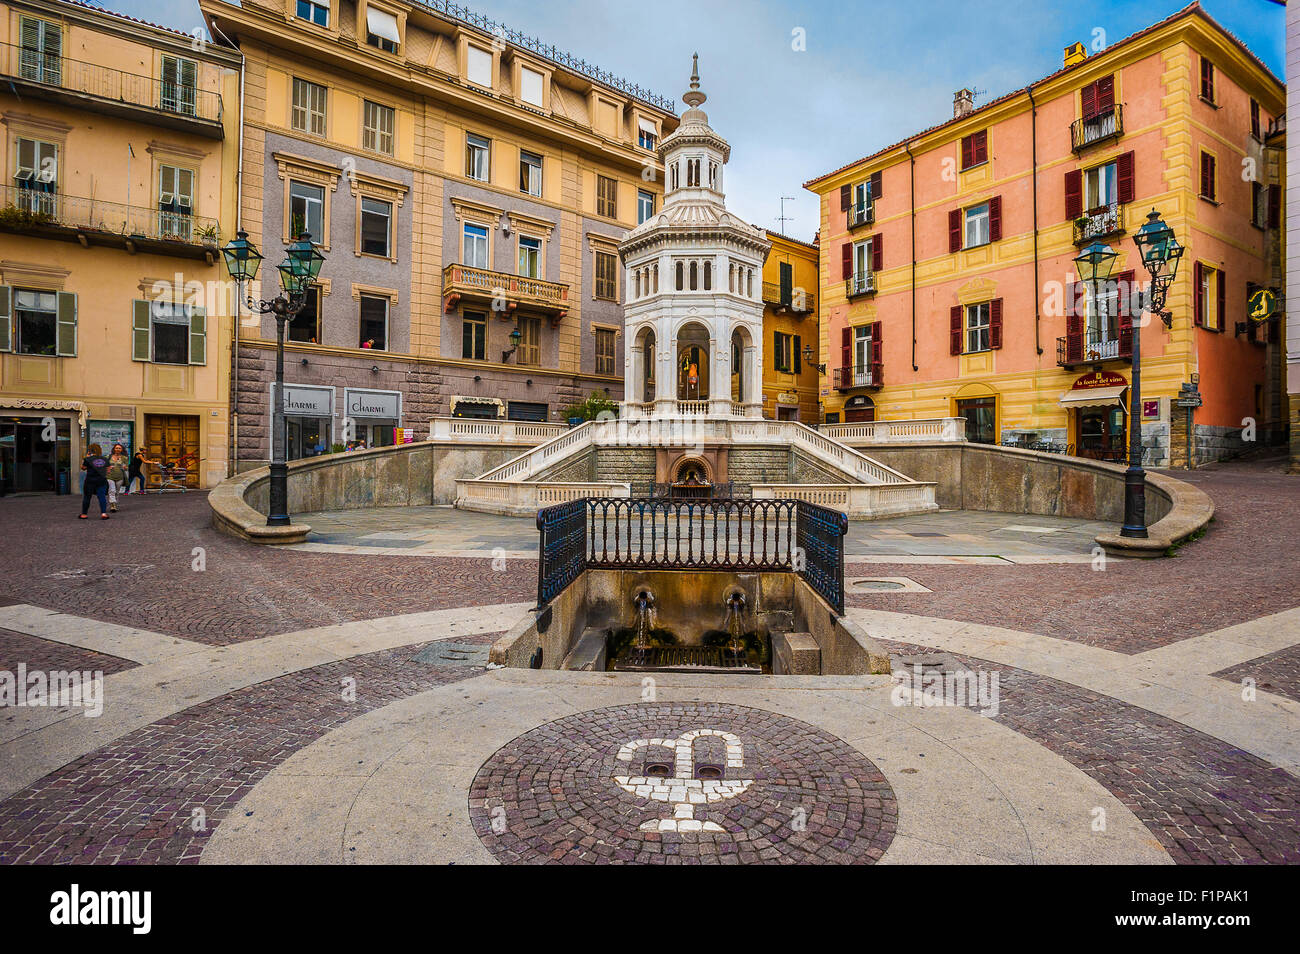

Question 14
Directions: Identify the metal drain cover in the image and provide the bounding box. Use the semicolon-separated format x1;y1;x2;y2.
412;642;490;667
852;580;907;591
891;652;963;674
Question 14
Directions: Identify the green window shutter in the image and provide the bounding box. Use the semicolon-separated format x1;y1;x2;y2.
189;306;207;365
0;286;10;352
55;291;76;356
132;299;151;361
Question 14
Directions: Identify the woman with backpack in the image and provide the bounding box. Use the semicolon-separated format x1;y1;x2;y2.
80;443;110;519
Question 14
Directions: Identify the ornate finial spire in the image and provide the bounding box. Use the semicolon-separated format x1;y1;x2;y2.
682;52;706;109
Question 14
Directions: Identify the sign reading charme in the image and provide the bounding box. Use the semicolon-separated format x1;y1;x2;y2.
272;383;333;417
344;388;401;420
1071;370;1128;390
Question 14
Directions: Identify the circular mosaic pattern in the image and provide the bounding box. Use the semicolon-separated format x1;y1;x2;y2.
468;702;897;864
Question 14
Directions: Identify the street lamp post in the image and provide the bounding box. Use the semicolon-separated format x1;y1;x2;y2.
222;230;326;527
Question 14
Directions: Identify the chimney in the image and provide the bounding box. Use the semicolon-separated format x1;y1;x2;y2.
1063;42;1087;67
953;88;974;118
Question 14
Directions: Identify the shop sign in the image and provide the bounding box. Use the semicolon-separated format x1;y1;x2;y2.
1071;370;1128;390
1247;288;1278;321
1142;399;1161;420
272;384;333;417
344;388;401;421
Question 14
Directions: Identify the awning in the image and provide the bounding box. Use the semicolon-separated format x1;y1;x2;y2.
2;399;88;428
366;7;400;43
638;117;657;135
1059;385;1127;409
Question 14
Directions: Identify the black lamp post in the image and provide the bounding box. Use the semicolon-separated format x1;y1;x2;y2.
801;343;825;375
222;230;325;527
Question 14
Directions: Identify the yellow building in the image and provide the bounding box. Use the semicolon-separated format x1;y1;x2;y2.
199;0;676;465
0;0;241;491
758;230;818;421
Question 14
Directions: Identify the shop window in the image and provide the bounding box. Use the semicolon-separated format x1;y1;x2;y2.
507;401;548;422
957;396;996;444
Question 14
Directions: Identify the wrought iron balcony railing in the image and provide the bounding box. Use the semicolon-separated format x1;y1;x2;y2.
0;184;222;249
761;280;815;314
442;262;570;317
833;364;881;390
847;201;874;230
1057;328;1132;368
1073;203;1124;245
0;42;223;126
1071;105;1123;152
845;272;876;298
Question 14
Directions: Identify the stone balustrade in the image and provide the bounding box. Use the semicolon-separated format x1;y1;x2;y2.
821;418;966;444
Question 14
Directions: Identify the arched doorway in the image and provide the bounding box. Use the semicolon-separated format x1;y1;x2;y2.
844;395;875;423
676;321;710;401
952;383;999;444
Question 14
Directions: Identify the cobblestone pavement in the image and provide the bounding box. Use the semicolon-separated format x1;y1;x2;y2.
881;637;1300;864
0;634;496;864
1214;645;1300;705
469;702;897;865
0;628;136;678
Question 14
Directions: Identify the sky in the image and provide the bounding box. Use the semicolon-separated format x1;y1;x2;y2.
107;0;1284;243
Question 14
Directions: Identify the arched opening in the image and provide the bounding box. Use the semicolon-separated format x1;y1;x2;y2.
674;456;711;483
844;395;875;423
675;261;684;291
635;326;656;403
703;261;712;290
730;326;753;406
676;321;710;401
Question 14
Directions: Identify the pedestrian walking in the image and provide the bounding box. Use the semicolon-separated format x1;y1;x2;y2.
107;443;128;511
126;447;151;495
80;443;110;519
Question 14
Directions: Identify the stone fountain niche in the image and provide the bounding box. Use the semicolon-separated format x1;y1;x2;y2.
489;568;892;677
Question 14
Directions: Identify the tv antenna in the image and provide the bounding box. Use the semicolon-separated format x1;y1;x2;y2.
775;196;796;233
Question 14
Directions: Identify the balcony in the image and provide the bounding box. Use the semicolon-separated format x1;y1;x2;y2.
761;280;815;315
833;364;882;390
442;263;570;320
1057;329;1132;369
846;201;874;230
1073;204;1124;246
0;185;222;260
845;271;876;299
1071;105;1123;153
0;43;224;138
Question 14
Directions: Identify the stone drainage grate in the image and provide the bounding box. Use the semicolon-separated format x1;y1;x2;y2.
890;651;964;675
613;646;760;674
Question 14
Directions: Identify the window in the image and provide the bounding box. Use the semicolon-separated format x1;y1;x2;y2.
13;138;57;214
362;100;394;155
291;78;327;135
18;16;60;85
365;6;400;53
1085;280;1120;342
853;326;872;383
773;332;800;373
1084;162;1117;211
13;289;57;355
1250;99;1261;139
638;121;657;151
595;251;618;300
518;236;541;277
160;55;197;116
686;158;701;187
288;287;321;343
151;301;191;365
462;223;488;268
595;328;616;375
466;45;492;88
359;295;388;350
964;203;990;248
1196;263;1222;332
516;316;540;366
1200;56;1215;104
466;133;490;181
519;150;542;196
966;302;990;353
708;161;718;189
289;181;325;243
596;175;617;218
158;165;195;240
852;181;870;216
360;197;391;257
296;0;330;26
669;163;679;191
960;130;988;170
957;396;996;444
1200;152;1216;202
461;310;486;360
637;189;655;224
519;67;544;107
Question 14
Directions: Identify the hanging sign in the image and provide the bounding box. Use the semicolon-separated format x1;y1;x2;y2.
1247;288;1278;321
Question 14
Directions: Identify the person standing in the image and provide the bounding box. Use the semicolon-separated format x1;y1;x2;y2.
106;443;128;511
126;447;150;495
80;443;110;519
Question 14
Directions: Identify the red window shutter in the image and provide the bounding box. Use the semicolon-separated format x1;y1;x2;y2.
1251;100;1261;138
1216;268;1226;334
1200;154;1209;198
870;171;883;200
989;195;1002;242
1065;284;1083;362
871;234;883;273
1201;57;1213;101
1114;270;1135;318
840;185;850;211
1193;261;1204;327
1206;155;1216;200
950;305;963;355
960;136;972;170
1096;75;1115;113
1080;82;1097;120
1065;169;1083;220
1065;281;1077;318
948;208;962;253
989;298;1003;349
841;242;852;280
973;131;987;165
870;320;883;383
1117;151;1135;205
1269;184;1282;228
841;326;851;371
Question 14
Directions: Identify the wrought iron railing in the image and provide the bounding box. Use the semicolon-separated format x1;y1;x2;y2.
536;498;587;606
1057;328;1132;367
1072;203;1123;245
761;281;815;314
847;202;874;229
833;364;879;389
845;272;876;298
796;500;849;615
651;481;734;499
0;184;221;247
1071;105;1123;152
0;42;223;123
